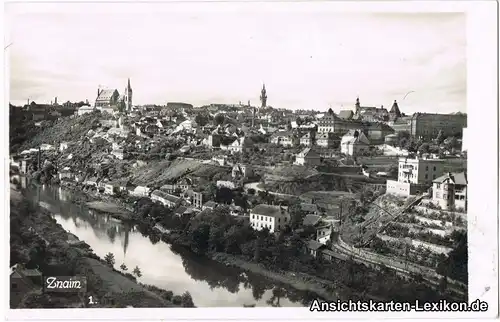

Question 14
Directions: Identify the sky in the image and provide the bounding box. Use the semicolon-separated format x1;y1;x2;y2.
6;3;466;114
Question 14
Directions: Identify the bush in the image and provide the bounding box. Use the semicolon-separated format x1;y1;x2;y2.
172;295;182;305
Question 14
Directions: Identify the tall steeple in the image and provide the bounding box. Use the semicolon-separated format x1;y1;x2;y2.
390;99;401;118
355;96;361;114
124;78;133;111
260;83;267;108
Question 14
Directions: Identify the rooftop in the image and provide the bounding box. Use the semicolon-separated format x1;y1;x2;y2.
433;172;467;185
251;204;287;218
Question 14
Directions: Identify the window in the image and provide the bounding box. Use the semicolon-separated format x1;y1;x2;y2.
433;175;436;179
12;283;17;289
436;192;440;198
426;166;429;171
425;174;428;179
436;184;441;189
278;218;281;222
433;166;436;171
252;214;254;219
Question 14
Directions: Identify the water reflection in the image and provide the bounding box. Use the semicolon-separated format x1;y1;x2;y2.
21;183;315;307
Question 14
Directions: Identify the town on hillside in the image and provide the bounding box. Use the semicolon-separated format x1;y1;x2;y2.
9;80;469;308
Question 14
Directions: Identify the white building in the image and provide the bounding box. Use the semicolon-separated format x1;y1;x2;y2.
294;147;321;166
250;204;290;233
77;105;96;116
432;172;468;211
340;130;370;156
461;127;467;152
386;156;448;196
398;157;445;186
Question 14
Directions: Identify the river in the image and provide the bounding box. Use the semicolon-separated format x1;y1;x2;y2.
21;182;316;307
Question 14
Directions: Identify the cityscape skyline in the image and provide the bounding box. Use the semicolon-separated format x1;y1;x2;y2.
7;4;465;113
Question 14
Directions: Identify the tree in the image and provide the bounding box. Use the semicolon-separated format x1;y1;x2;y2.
120;263;128;271
181;291;195;307
435;130;445;145
133;266;142;278
104;252;115;267
195;114;209;127
295;117;303;127
214;114;225;125
418;143;430;155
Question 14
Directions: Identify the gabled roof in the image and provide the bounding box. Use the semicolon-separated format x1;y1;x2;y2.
303;214;321;226
433;172;467;185
96;89;119;101
297;147;320;158
300;203;319;213
305;239;325;251
151;190;181;203
338;110;354;120
389;100;402;117
203;201;218;208
251;204;287;218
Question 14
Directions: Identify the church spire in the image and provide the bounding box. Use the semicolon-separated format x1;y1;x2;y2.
260;83;267;108
355;96;361;114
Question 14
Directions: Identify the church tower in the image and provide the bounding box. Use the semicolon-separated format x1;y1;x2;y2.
260;83;267;108
355;96;361;115
123;78;133;111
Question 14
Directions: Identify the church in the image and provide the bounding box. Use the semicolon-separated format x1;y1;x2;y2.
94;78;133;114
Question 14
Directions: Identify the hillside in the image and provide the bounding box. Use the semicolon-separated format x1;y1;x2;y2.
18;112;102;151
131;158;230;187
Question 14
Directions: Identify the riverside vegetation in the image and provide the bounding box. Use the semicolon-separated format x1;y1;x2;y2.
10;189;195;308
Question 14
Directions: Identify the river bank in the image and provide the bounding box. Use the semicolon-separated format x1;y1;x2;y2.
10;185;194;308
33;179;447;304
40;180;351;302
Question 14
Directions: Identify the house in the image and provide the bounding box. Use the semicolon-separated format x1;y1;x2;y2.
202;201;218;211
84;177;99;188
432;172;467;211
299;132;313;146
340;130;370;156
59;142;73;152
40;144;55;151
58;169;73;181
174;206;194;217
303;214;333;245
270;131;297;147
111;148;124;160
104;179;129;195
249;204;290;233
317;108;363;134
10;264;42;308
300;203;319;215
294;147;321;166
304;240;327;258
151;190;182;208
175;177;193;192
77;105;96;116
184;190;203;209
217;181;236;190
130;185;150;197
386;156;447;197
316;132;338;148
232;163;253;179
228;136;254;154
365;123;395;143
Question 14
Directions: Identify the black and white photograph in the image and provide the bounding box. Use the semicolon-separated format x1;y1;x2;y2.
4;1;497;320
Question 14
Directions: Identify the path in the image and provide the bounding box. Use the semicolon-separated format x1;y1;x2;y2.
243;182;296;198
